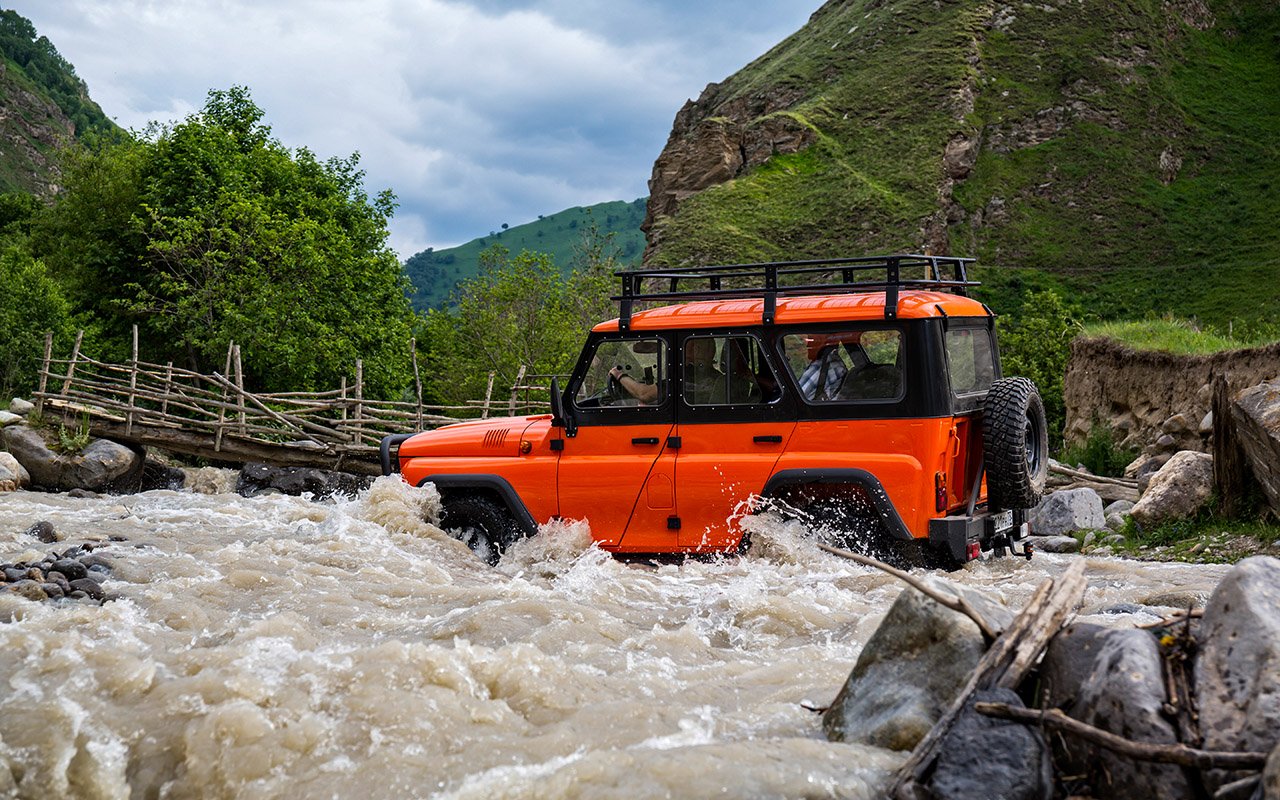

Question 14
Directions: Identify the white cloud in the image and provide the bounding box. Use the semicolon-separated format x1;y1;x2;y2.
13;0;812;257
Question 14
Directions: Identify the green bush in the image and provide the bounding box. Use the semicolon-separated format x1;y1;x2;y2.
0;246;76;398
1059;422;1137;477
996;289;1079;444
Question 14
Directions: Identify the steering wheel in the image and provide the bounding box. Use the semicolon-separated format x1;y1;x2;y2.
603;373;625;406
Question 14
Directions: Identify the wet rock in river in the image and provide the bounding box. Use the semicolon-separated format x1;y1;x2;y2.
1031;535;1079;553
927;688;1053;800
1195;555;1280;796
2;426;142;492
236;462;372;500
1053;626;1192;798
69;578;104;600
1130;450;1213;529
5;580;47;601
50;558;86;580
40;582;63;599
0;451;30;491
24;520;58;543
821;579;1011;750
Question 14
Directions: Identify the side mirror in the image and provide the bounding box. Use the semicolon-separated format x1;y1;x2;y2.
549;377;577;437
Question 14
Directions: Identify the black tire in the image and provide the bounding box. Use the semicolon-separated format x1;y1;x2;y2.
439;494;520;565
982;377;1049;511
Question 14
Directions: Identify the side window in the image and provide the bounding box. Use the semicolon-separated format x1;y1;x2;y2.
780;329;903;402
682;335;778;407
574;337;667;408
945;328;996;396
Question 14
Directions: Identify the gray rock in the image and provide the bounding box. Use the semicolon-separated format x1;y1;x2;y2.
50;558;86;580
1030;488;1105;535
1161;413;1195;435
2;426;143;492
1155;432;1178;451
1195;556;1280;795
1081;530;1098;549
1103;499;1134;517
1131;450;1214;528
68;578;104;600
1100;533;1126;547
8;398;33;415
24;520;58;543
1104;512;1127;532
0;410;21;427
821;580;1010;750
1232;380;1280;518
1199;410;1214;436
928;688;1052;800
1139;589;1212;610
1032;535;1079;553
1072;628;1192;798
236;462;372;500
40;582;63;599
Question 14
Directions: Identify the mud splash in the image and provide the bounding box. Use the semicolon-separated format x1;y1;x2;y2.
0;478;1229;799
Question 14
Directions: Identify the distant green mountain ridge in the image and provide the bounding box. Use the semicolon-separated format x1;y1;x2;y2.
0;9;120;195
642;0;1280;329
404;198;646;310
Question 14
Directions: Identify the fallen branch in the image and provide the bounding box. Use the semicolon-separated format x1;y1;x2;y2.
1136;608;1204;630
1049;461;1139;488
816;542;999;641
974;702;1268;771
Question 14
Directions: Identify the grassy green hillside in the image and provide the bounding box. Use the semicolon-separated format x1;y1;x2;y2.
646;0;1280;329
0;10;119;195
403;198;646;309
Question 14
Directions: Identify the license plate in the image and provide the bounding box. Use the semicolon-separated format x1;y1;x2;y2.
992;509;1014;533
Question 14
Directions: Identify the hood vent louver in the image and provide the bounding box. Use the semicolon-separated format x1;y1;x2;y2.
482;428;511;449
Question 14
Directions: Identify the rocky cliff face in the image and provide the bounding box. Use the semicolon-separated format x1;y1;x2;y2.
641;0;1280;325
0;59;76;196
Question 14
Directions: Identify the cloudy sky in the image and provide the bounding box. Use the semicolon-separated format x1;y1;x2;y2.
15;1;813;259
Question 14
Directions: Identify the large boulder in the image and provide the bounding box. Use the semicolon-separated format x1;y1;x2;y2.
1;426;142;492
1030;488;1105;536
0;451;30;491
1232;380;1280;518
927;688;1053;800
1129;450;1213;528
0;410;21;427
821;579;1011;750
236;462;371;500
1195;556;1280;795
1040;624;1191;798
8;397;33;415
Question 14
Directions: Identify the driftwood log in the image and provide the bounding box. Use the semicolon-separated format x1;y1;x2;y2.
973;702;1269;771
890;559;1089;799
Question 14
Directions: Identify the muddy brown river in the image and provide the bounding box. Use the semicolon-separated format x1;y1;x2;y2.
0;476;1231;799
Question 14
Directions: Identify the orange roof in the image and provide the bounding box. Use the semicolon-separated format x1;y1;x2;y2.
592;290;989;332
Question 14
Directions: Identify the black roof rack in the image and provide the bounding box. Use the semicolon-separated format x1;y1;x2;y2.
614;253;979;330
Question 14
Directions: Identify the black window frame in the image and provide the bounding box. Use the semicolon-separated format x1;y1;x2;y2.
567;332;674;426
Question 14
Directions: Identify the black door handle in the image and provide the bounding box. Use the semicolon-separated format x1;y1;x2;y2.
632;437;660;445
753;435;783;443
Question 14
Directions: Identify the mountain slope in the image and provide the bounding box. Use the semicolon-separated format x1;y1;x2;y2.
0;10;119;195
403;198;646;309
642;0;1280;327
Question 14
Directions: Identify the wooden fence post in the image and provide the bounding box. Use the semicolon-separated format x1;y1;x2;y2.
160;362;174;416
233;344;246;435
482;372;495;419
508;365;527;416
126;325;139;436
353;359;364;445
411;337;423;430
59;329;84;423
35;331;52;415
215;341;234;452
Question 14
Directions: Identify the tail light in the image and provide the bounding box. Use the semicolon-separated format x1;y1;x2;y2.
967;542;981;561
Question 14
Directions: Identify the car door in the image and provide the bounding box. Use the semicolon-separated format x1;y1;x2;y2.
672;333;795;550
557;334;676;549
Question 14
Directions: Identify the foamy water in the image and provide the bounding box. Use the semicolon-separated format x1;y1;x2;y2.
0;478;1230;799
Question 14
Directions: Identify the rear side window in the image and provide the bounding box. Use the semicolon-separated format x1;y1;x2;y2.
780;329;903;402
945;327;996;395
682;335;778;407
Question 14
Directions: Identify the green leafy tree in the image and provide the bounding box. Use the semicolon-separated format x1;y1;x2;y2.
0;246;76;398
997;289;1079;443
423;246;613;405
32;87;417;397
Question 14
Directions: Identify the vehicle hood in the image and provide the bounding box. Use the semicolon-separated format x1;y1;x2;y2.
398;415;553;459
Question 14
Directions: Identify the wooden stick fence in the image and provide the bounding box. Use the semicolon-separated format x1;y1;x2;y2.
32;332;556;472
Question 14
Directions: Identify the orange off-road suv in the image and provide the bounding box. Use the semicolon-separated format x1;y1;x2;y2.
382;255;1048;567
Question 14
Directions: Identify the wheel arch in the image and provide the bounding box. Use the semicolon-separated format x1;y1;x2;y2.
760;468;915;542
416;473;539;537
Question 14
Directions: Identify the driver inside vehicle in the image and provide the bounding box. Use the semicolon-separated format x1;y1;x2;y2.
609;363;659;404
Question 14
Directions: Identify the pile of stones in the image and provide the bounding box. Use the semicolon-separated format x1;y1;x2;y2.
0;521;119;605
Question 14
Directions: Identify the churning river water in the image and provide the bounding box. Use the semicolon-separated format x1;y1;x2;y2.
0;476;1232;800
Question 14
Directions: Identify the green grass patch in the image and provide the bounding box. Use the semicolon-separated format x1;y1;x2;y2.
1110;512;1280;564
1083;318;1280;354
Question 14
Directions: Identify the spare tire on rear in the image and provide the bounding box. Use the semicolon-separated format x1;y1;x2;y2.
982;377;1049;511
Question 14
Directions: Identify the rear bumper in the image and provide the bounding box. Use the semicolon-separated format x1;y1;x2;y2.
928;509;1029;563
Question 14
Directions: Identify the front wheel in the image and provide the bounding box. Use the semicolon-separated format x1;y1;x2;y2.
439;495;520;565
982;377;1049;511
